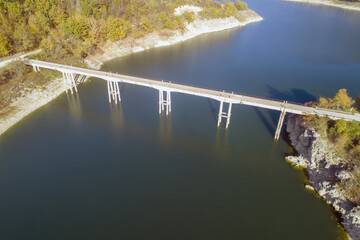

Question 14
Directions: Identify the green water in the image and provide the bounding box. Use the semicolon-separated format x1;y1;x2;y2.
1;0;360;239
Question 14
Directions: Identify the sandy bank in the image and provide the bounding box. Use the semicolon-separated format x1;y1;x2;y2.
286;115;360;240
0;7;262;137
284;0;360;11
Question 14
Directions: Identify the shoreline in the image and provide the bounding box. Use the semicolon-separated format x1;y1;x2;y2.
286;115;360;240
86;9;262;69
0;8;262;137
284;0;360;11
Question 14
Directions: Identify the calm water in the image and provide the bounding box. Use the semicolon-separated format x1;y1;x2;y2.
1;0;360;239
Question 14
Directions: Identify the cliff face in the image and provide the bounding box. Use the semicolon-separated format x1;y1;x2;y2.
286;115;360;240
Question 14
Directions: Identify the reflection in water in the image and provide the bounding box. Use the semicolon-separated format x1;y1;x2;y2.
215;128;230;158
109;103;125;133
66;92;82;121
158;114;172;143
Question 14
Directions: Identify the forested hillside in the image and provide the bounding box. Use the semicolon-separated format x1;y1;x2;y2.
0;0;247;61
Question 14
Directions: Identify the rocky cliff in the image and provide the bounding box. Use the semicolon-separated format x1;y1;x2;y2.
286;114;360;240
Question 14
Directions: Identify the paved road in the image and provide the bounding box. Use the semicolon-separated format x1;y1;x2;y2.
0;49;42;68
24;59;360;121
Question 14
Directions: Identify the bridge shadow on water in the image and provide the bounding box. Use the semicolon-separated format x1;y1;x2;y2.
208;98;219;124
255;87;317;140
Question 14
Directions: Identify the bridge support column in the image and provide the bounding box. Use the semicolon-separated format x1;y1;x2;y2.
274;101;287;140
217;101;232;128
33;65;40;72
107;80;121;104
62;72;78;94
159;90;171;115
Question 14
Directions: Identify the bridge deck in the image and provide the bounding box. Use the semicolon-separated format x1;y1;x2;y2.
25;59;360;121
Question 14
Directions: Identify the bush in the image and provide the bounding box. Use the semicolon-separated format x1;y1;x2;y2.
131;28;145;39
182;11;194;24
140;16;154;33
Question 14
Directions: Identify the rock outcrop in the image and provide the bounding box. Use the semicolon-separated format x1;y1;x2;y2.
286;114;360;240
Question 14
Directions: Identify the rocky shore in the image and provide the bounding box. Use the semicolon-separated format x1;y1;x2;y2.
284;0;360;11
286;114;360;240
0;6;262;137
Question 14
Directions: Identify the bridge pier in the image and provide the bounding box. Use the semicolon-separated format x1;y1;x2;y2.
107;80;121;104
217;101;232;128
32;65;40;72
274;101;287;140
159;90;171;115
62;72;78;94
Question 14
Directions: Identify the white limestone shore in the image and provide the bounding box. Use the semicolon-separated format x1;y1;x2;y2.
284;0;360;11
85;8;263;69
0;7;262;137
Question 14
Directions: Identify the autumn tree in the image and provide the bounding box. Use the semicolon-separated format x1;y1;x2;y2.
106;18;131;42
61;17;89;39
332;89;355;110
316;89;354;111
235;0;247;11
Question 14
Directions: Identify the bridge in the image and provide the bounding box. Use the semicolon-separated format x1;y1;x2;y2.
24;59;360;140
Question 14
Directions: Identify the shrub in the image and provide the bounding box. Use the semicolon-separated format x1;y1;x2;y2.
182;11;194;24
140;16;154;33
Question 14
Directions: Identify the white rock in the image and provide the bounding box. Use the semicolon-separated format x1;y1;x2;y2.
174;5;203;16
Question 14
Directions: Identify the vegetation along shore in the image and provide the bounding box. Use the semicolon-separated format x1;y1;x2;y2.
286;89;360;240
0;0;262;136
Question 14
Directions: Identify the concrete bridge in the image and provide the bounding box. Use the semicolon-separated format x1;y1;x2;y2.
24;59;360;140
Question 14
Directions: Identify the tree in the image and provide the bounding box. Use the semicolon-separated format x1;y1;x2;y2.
106;18;129;41
235;0;247;11
356;95;360;109
182;11;194;24
332;89;355;110
0;33;12;56
61;17;89;40
140;16;154;33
